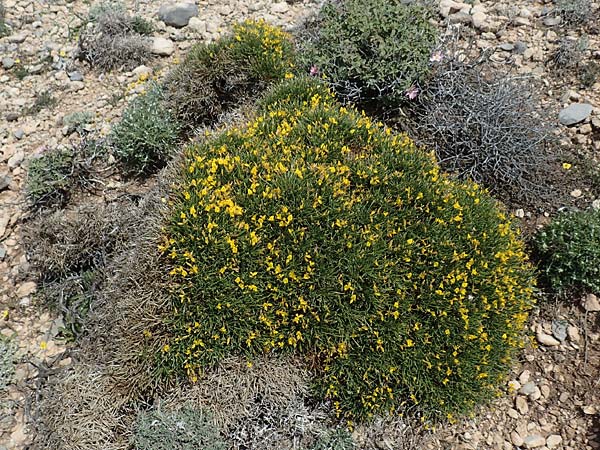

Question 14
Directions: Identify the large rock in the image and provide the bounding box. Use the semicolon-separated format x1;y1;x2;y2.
152;37;175;56
559;103;593;126
158;3;198;28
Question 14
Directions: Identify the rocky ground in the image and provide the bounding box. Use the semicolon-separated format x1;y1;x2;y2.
1;0;599;449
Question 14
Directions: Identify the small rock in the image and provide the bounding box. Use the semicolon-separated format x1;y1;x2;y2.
551;320;568;342
593;199;600;209
583;405;597;415
543;16;562;26
567;325;581;343
584;293;600;312
6;112;19;122
499;43;514;51
132;65;152;79
570;189;582;198
559;103;593;126
523;435;546;448
536;327;561;346
0;174;11;191
13;129;24;140
271;2;289;13
472;11;487;29
7;150;24;168
8;32;27;44
2;57;15;69
16;281;37;298
559;392;570;402
515;208;525;218
67;70;83;81
188;16;206;33
152;37;175;56
513;17;531;26
546;435;562;449
507;408;519;419
519;370;531;384
158;2;199;28
511;431;524;447
68;81;85;92
448;11;472;24
514;41;528;54
508;380;521;391
519;381;537;396
516;395;529;414
540;384;550;399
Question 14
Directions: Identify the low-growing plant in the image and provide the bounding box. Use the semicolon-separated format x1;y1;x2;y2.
25;139;105;209
110;84;181;174
553;0;593;24
0;0;9;37
63;110;94;134
0;334;17;393
297;0;437;108
163;20;295;130
534;208;600;296
158;78;535;422
407;57;554;206
579;61;599;88
550;35;588;69
79;1;152;70
26;90;57;115
133;407;226;450
310;429;355;450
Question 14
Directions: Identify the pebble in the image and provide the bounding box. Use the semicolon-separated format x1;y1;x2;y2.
519;370;531;384
499;42;514;51
536;328;561;347
551;320;568;342
2;57;15;69
511;431;524;446
543;16;562;26
593;199;600;210
16;281;37;298
67;71;83;81
546;435;562;449
151;37;175;56
567;326;581;343
188;16;206;33
519;381;537;396
570;189;582;198
559;103;593;126
516;396;529;414
523;434;546;448
584;293;600;312
7;150;24;169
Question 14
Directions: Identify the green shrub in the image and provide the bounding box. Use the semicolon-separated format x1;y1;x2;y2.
0;334;16;393
163;20;295;129
110;84;181;174
0;0;9;37
63;110;94;134
534;208;600;296
297;0;437;107
25;140;105;209
26;90;57;116
553;0;593;24
133;407;226;450
158;78;535;422
309;429;354;450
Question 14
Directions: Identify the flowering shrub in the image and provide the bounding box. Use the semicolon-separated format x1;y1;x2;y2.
163;20;295;130
297;0;437;107
534;208;600;296
159;78;535;421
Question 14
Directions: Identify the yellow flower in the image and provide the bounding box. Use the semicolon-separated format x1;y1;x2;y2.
40;341;47;350
562;162;572;170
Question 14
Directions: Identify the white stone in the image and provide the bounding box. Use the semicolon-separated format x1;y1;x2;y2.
188;17;206;33
523;434;546;448
511;431;524;447
16;281;37;298
536;326;561;346
546;435;562;449
152;37;175;56
516;396;529;414
584;293;600;312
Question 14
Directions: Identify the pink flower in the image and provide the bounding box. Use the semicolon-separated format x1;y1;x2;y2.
430;51;444;63
309;65;319;76
405;85;419;100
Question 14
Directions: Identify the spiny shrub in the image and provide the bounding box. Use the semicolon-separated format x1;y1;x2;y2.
111;84;181;174
0;0;9;37
133;407;226;450
0;334;16;393
25;140;104;209
550;35;588;69
534;208;600;296
408;58;553;206
297;0;437;107
79;1;152;70
163;20;295;130
553;0;593;24
158;78;535;422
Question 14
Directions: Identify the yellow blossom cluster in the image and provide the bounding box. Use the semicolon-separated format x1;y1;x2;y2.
159;78;536;421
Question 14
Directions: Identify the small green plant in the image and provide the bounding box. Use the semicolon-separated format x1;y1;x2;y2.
309;429;354;450
133;407;226;450
579;61;599;88
13;64;28;80
63;110;94;134
553;0;592;24
26;90;57;115
25;139;105;209
297;0;437;107
550;35;588;69
0;0;9;37
534;208;600;296
110;84;181;174
163;20;296;129
158;78;535;422
0;334;17;393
